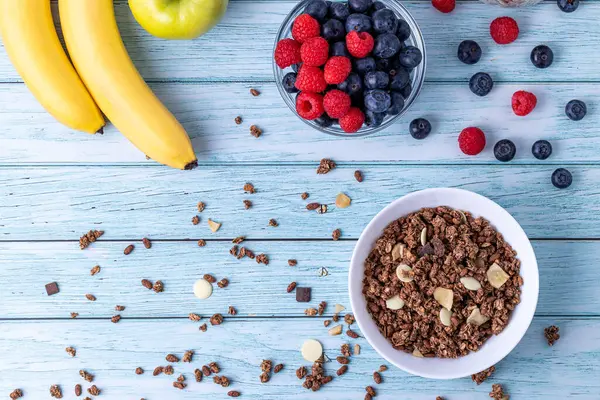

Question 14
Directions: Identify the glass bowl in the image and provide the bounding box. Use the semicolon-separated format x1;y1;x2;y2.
273;0;427;137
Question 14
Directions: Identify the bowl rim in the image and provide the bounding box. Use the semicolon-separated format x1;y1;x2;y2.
348;187;540;379
272;0;427;137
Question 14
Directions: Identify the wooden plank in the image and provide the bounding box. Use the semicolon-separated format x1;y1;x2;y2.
0;82;598;164
0;317;597;399
0;240;596;319
0;165;597;240
1;2;598;83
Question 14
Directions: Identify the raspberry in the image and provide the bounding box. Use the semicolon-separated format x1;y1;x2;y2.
300;37;329;67
432;0;455;13
346;31;374;58
292;14;320;44
296;92;324;120
458;127;486;156
339;107;365;133
512;90;537;116
295;65;327;93
274;38;302;69
490;17;519;45
323;89;351;118
324;56;352;84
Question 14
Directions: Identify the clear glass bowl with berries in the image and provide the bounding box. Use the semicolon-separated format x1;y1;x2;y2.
273;0;426;136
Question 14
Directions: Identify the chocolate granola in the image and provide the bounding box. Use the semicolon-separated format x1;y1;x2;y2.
362;206;522;358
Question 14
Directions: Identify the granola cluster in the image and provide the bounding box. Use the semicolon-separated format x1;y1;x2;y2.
362;206;523;358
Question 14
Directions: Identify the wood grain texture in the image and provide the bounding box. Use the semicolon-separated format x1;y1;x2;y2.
0;318;597;399
1;165;597;240
0;240;594;318
0;82;597;164
0;1;598;83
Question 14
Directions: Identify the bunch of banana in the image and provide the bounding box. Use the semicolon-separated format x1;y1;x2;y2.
0;0;197;170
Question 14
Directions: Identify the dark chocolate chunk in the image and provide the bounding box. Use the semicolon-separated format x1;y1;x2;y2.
45;282;59;296
296;287;311;302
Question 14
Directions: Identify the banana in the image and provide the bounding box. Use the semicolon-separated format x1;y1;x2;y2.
58;0;197;170
0;0;104;134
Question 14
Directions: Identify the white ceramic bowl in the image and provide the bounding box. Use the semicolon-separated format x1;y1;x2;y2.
349;188;539;379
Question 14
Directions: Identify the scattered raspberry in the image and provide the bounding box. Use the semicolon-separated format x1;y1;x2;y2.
432;0;455;13
274;38;302;69
339;107;365;133
323;89;351;118
458;127;486;155
490;17;519;45
324;56;352;84
296;92;324;120
295;65;327;92
292;13;320;44
346;31;374;58
300;37;329;67
512;90;537;116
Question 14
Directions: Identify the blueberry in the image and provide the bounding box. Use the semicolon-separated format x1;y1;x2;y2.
398;46;422;69
330;41;350;57
396;19;411;42
304;0;329;21
409;118;431;140
494;139;516;162
375;57;391;72
338;72;363;96
364;71;389;89
469;72;494;97
292;63;303;73
364;89;391;112
354;57;376;76
373;33;401;59
349;0;373;13
532;140;552;160
315;114;335;128
399;82;412;99
531;45;554;69
457;40;482;65
365;110;386;127
328;2;350;20
371;1;387;12
551;168;572;188
565;99;587;121
282;72;298;93
387;91;405;115
557;0;579;12
389;67;410;90
322;19;345;41
345;13;372;33
372;9;398;34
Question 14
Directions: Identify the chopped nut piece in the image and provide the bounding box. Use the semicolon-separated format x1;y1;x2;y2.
111;315;121;323
197;239;206;247
173;382;186;390
243;199;252;209
260;372;270;383
164;365;174;375
354;170;363;182
177;374;186;382
274;364;284;373
210;313;223;325
209;362;220;373
75;384;82;396
354;344;360;355
208;219;221;232
166;354;180;363
317;204;328;214
341;343;351;357
287;282;297;293
335;193;352;208
346;329;359;338
373;371;382;384
261;359;272;372
296;366;307;379
199;323;207;332
487;263;510;289
87;385;100;396
203;274;216;283
79;230;103;250
115;305;125;311
90;265;101;276
194;368;203;382
288;259;297;266
336;356;349;365
70;312;79;319
228;390;241;397
202;365;211;376
197;202;206;212
379;365;387;372
317;158;336;174
324;320;331;327
232;236;245;244
318;301;327;315
235;116;242;125
153;366;164;376
192;215;200;225
256;254;269;265
269;218;278;227
9;389;23;399
250;88;260;96
544;325;560;346
301;192;309;200
306;202;321;210
366;386;376;396
123;244;134;255
305;308;318;316
228;306;237;315
472;366;495;385
243;183;255;193
135;367;144;375
337;365;348;376
50;385;62;398
85;294;96;301
332;229;341;241
65;346;76;357
142;237;152;248
183;350;194;363
189;313;201;321
141;279;153;289
391;243;405;261
153;280;164;293
217;278;229;288
344;313;355;325
328;325;343;336
433;287;454;310
490;383;508;400
250;125;262;138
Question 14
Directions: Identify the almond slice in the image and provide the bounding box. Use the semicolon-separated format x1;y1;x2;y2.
328;325;343;336
385;295;405;310
391;243;405;261
420;227;427;246
354;344;360;355
207;219;221;233
334;304;345;314
460;277;482;291
467;307;490;327
487;263;510;289
335;193;352;209
439;308;452;327
433;287;453;310
395;264;414;283
412;348;424;358
458;210;467;224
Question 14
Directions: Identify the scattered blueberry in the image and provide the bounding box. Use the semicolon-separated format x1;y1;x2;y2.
387;91;405;115
494;139;516;162
338;72;364;96
304;0;329;21
372;9;398;34
389;67;410;90
364;89;391;112
371;1;387;12
409;118;431;139
375;57;392;72
373;33;401;59
365;110;386;127
530;45;554;69
345;13;372;32
396;19;411;41
328;2;350;20
322;18;345;41
330;41;350;57
552;168;572;188
364;71;390;89
292;63;303;73
399;82;412;99
532;140;552;160
565;99;587;121
398;46;422;69
469;72;494;97
349;0;373;13
315;114;335;128
457;40;482;65
557;0;579;12
282;72;298;93
354;57;377;75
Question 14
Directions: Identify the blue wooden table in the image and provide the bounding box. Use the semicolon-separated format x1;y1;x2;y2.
1;1;600;398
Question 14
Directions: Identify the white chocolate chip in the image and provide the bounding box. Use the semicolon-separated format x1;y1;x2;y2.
420;227;427;246
439;308;452;327
207;218;221;233
391;243;405;261
385;295;405;310
301;339;323;362
433;287;453;310
334;304;345;314
487;263;510;289
412;348;424;358
467;307;490;326
460;277;482;291
328;325;343;336
396;264;414;283
192;279;213;299
335;193;352;209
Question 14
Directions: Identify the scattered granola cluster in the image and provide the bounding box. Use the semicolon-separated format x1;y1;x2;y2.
544;325;560;346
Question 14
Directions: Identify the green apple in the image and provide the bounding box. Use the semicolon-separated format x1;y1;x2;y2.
129;0;229;40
